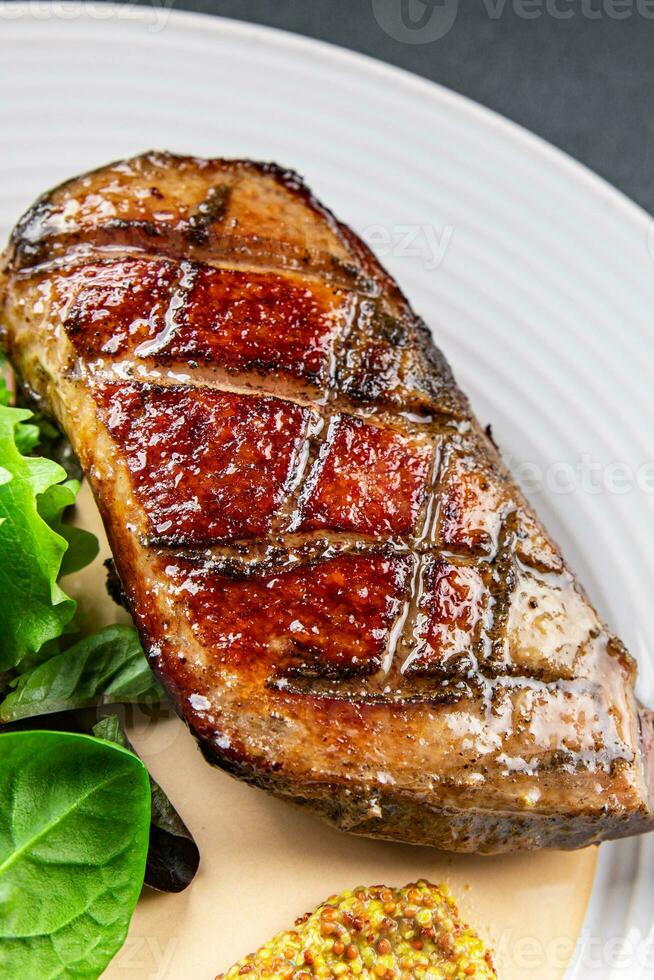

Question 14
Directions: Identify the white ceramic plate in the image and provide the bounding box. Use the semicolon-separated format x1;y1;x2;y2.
1;6;653;978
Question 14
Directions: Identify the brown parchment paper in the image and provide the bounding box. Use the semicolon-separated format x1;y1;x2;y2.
65;482;597;980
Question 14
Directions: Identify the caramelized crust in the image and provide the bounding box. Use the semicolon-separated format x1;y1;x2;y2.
405;558;489;677
295;413;433;537
2;151;652;853
173;264;352;381
93;382;311;546
436;451;511;557
162;552;412;679
62;258;177;358
61;258;352;382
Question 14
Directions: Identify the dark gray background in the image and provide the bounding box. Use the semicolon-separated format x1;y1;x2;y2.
146;0;654;215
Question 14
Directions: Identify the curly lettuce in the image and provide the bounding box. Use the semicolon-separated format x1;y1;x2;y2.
0;405;99;671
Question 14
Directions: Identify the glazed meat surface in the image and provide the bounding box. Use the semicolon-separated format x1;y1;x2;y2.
2;152;653;852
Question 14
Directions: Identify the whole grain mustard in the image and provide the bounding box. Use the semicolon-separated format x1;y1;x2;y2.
217;880;496;979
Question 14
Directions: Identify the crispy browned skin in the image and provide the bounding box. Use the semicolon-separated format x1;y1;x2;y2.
2;151;653;852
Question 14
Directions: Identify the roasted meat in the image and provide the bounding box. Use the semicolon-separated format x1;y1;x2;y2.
2;152;653;853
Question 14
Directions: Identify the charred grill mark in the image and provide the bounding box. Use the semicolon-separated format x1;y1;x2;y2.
262;640;633;720
265;673;474;705
336;299;409;403
335;298;466;418
80;357;452;436
186;183;231;245
10;226;374;294
157;539;410;578
483;545;520;676
161;534;412;573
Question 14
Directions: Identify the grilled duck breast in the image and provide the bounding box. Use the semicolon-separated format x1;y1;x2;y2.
2;152;653;853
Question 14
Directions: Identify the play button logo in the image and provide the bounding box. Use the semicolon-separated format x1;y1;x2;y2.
372;0;460;43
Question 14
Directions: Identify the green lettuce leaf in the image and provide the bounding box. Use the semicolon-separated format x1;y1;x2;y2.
0;405;77;670
16;398;84;482
0;625;164;722
37;478;99;577
0;404;99;671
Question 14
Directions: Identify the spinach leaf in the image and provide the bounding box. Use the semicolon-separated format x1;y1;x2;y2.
0;625;164;723
0;730;150;979
0;405;97;671
93;715;200;894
